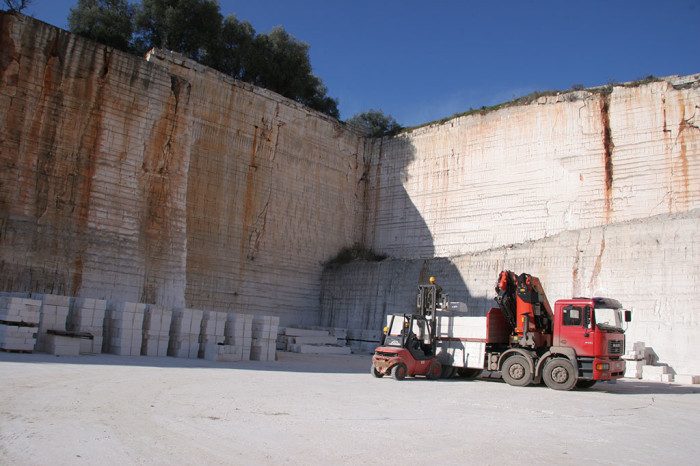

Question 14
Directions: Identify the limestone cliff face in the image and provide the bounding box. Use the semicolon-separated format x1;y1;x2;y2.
364;78;700;258
1;13;698;371
325;75;700;374
0;13;192;308
0;14;365;324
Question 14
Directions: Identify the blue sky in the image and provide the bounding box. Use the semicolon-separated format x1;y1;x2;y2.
25;0;700;126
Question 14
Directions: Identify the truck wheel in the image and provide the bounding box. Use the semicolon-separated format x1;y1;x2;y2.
427;360;442;380
501;355;533;387
575;379;597;389
542;358;578;391
370;363;384;378
392;363;407;381
457;368;483;380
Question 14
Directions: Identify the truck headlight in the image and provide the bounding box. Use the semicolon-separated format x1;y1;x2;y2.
596;363;610;371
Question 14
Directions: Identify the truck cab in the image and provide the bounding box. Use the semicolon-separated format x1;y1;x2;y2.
553;297;627;381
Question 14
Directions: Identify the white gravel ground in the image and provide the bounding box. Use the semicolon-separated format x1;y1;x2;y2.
1;351;699;465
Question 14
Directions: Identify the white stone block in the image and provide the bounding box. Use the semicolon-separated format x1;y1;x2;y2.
675;374;700;385
284;327;330;337
297;344;352;355
290;335;338;345
45;334;80;356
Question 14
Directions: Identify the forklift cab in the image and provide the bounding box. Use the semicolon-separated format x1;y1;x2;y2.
383;314;435;360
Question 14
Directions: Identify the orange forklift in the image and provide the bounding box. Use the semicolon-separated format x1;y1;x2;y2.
370;284;442;380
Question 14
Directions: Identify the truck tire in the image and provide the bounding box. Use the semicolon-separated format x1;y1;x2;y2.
427;360;442;380
542;358;578;391
575;379;597;389
501;355;533;387
370;363;384;378
457;368;483;380
392;363;407;381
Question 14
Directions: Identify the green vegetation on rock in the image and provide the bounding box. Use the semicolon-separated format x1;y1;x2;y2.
68;0;339;118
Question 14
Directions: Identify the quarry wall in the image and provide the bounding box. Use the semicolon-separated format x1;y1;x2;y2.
0;14;698;373
0;14;366;325
324;75;700;374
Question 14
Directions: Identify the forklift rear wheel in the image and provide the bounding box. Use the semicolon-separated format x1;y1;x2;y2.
542;358;578;391
392;363;407;381
427;361;442;380
441;366;456;379
501;355;533;387
575;379;597;389
457;368;483;380
370;364;384;378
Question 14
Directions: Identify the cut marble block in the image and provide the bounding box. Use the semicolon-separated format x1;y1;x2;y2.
45;334;80;356
32;294;70;352
0;324;37;351
141;305;172;357
168;309;203;359
0;297;41;324
675;374;700;385
624;360;644;379
103;301;146;356
297;344;352;355
284;327;330;337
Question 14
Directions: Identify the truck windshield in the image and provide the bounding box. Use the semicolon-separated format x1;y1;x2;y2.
594;307;623;331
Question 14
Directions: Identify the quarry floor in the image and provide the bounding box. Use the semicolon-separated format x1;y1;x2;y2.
1;353;699;465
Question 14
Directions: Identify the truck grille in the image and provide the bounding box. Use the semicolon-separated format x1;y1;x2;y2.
608;340;623;355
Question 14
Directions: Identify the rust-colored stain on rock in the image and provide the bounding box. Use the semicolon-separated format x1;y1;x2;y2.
675;99;691;211
239;125;259;271
600;94;614;223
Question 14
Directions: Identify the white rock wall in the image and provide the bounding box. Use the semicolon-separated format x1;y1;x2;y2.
323;211;700;374
364;77;700;258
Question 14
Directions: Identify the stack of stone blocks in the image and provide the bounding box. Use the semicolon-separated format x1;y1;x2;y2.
0;295;40;351
103;301;146;356
282;327;351;355
141;305;172;357
250;315;279;362
31;293;76;355
68;298;107;354
219;313;253;362
624;341;673;382
198;310;227;359
168;308;204;358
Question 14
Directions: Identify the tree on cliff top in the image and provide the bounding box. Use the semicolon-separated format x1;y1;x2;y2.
68;0;134;52
347;110;402;137
134;0;222;62
2;0;32;12
245;27;339;118
67;0;339;118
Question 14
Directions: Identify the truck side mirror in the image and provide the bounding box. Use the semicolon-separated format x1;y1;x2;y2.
624;310;632;322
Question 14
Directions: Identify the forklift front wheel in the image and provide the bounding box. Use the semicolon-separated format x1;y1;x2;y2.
392;363;407;381
370;363;384;378
427;360;442;380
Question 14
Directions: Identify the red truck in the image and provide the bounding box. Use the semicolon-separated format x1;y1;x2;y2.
372;271;631;390
486;270;630;390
